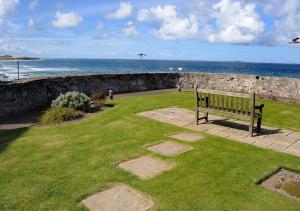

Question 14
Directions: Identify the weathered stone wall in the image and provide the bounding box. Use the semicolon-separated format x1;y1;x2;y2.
0;73;178;117
0;72;299;118
179;73;300;102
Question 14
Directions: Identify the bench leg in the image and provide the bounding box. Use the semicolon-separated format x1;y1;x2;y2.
205;112;208;122
195;109;199;125
249;122;254;137
249;116;254;137
256;115;262;133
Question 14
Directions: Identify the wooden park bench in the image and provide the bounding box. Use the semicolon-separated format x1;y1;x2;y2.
194;86;264;136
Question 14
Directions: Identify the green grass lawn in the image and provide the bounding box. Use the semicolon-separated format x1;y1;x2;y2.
0;92;300;210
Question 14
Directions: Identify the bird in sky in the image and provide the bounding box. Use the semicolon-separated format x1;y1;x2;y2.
289;37;300;44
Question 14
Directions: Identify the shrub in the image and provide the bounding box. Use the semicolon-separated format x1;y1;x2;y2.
51;91;91;112
91;92;107;105
40;107;83;124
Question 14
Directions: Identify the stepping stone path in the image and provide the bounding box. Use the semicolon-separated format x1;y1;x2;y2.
82;184;153;211
147;141;193;156
119;156;174;180
168;132;204;142
83;111;202;210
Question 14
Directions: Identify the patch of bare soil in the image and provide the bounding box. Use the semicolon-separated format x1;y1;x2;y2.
259;168;300;201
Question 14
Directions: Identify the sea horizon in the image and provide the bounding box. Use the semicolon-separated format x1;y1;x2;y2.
1;58;300;81
7;57;300;65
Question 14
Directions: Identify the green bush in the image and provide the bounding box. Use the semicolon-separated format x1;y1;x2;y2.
51;91;91;112
40;107;83;124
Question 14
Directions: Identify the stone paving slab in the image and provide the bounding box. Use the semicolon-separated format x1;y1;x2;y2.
284;141;300;156
253;138;279;148
166;118;193;127
168;132;204;142
119;156;174;180
288;131;300;139
137;108;300;157
265;133;299;144
82;184;153;211
268;141;291;151
184;123;215;132
138;109;193;127
147;141;193;156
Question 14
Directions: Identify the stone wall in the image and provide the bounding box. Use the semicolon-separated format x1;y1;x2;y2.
179;73;300;102
0;72;299;118
0;73;178;117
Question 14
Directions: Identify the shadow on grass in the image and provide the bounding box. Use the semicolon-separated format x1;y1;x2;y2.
0;106;48;130
0;127;28;153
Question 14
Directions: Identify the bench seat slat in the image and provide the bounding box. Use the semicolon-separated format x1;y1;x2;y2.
197;108;252;121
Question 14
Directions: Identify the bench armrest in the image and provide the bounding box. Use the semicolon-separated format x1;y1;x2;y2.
255;104;264;112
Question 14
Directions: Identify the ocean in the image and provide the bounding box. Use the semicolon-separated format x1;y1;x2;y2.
1;58;300;81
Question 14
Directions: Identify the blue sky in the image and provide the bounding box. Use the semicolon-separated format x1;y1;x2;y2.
1;0;300;63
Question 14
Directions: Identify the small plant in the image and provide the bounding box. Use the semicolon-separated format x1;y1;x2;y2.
51;91;91;112
40;107;83;124
91;92;107;106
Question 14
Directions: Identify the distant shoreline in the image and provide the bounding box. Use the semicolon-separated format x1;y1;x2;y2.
0;55;39;61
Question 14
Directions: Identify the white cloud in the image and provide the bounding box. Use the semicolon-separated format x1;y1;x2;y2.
28;18;35;28
207;0;264;44
0;39;15;51
0;38;43;56
106;2;133;19
96;22;104;30
52;11;83;28
137;0;266;44
0;0;19;18
0;38;25;52
29;0;38;11
137;5;177;21
27;17;44;30
137;5;198;40
0;0;20;33
266;0;300;42
123;21;139;37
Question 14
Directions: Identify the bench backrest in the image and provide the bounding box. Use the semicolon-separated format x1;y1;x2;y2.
195;88;255;116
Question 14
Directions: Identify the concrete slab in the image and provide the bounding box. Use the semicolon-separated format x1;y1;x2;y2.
137;108;300;157
161;118;191;127
233;136;256;144
82;184;153;211
168;132;204;142
267;141;291;151
206;125;228;133
253;138;277;148
168;118;193;126
147;141;193;156
287;132;300;141
119;156;174;180
265;133;299;144
228;128;249;137
206;128;229;137
184;123;216;132
284;141;300;156
242;136;260;144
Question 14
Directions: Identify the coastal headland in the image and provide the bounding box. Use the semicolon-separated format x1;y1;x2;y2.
0;55;39;61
